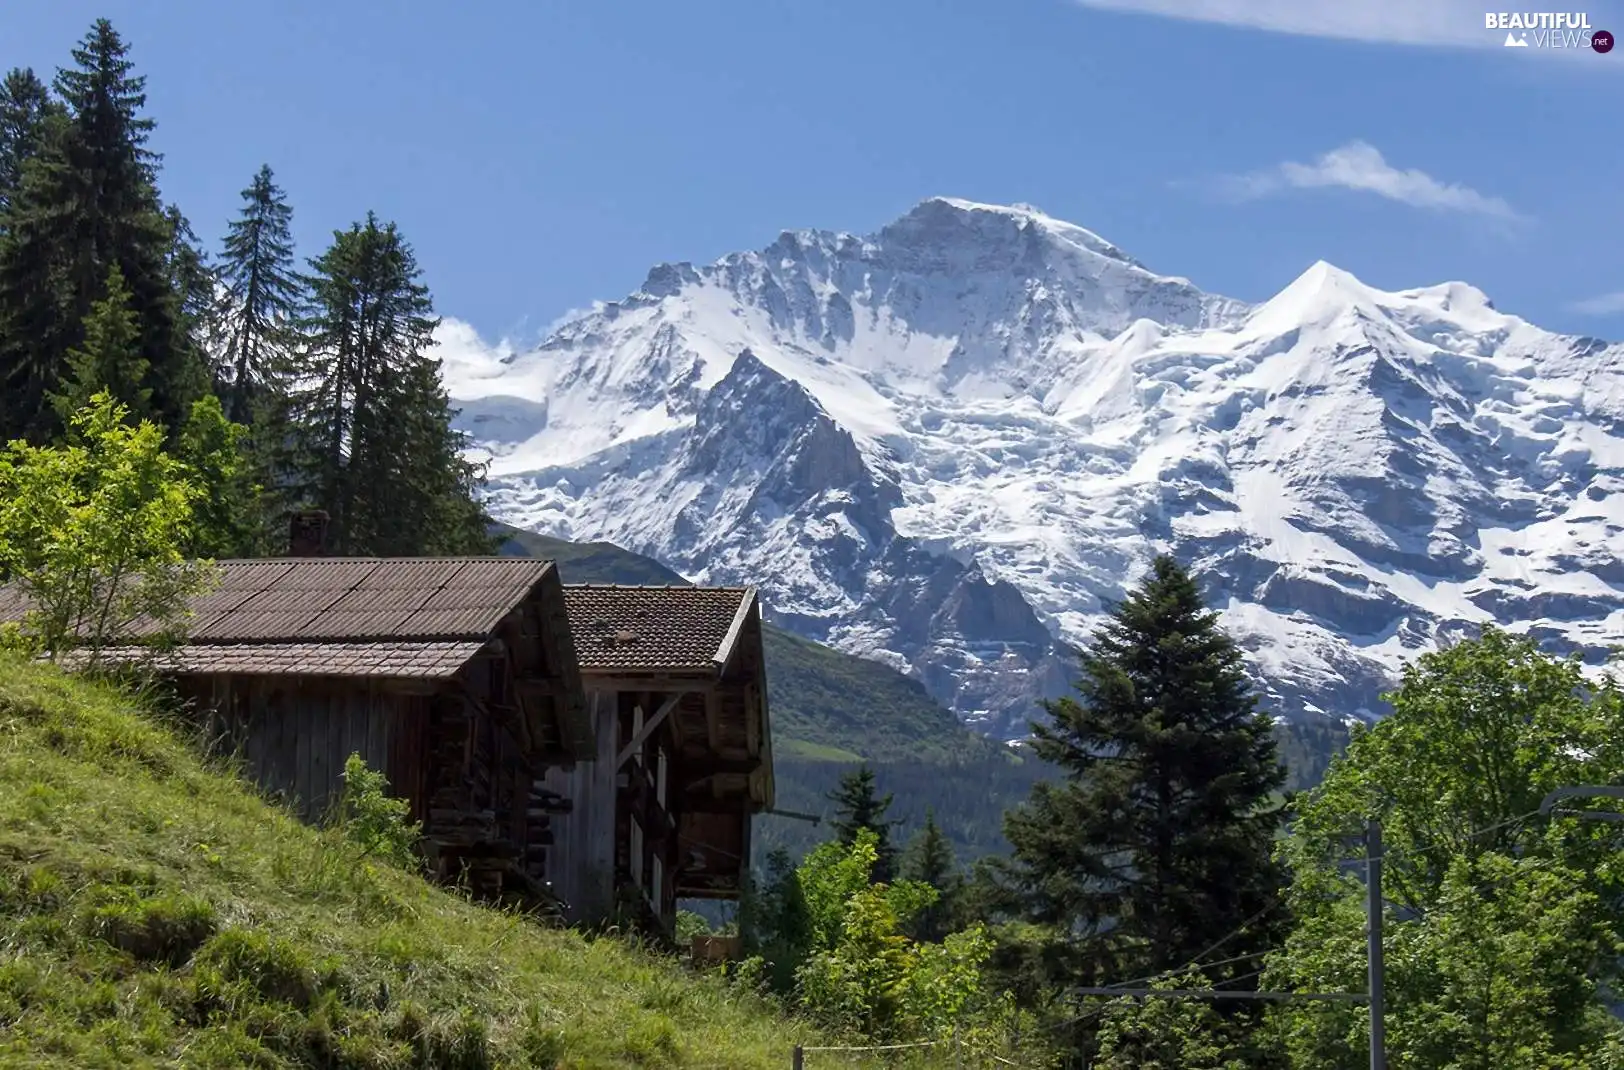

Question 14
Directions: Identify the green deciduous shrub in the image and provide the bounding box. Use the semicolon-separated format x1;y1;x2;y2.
334;752;422;870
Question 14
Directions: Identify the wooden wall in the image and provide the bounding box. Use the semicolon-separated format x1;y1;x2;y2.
539;690;618;925
185;675;432;824
675;808;749;899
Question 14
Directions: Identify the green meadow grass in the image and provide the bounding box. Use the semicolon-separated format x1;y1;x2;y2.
0;655;887;1070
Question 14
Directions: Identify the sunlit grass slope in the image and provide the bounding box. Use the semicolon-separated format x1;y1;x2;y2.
0;655;848;1070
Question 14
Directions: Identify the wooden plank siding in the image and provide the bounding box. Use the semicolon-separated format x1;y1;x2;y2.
540;691;619;924
185;676;405;822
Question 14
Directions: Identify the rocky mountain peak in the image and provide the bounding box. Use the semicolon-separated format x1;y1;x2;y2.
445;200;1624;738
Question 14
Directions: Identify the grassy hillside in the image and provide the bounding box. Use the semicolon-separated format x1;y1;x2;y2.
0;657;874;1069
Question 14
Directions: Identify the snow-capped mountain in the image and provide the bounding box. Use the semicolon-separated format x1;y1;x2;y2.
442;196;1624;739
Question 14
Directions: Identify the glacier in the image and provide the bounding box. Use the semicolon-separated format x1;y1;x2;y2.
441;196;1624;739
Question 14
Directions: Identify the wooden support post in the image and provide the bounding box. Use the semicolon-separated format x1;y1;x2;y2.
703;690;721;753
791;1045;804;1070
615;692;682;769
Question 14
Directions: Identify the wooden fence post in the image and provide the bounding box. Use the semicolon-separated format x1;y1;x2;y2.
791;1044;804;1070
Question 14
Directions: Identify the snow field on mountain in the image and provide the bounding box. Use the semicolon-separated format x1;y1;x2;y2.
442;197;1624;731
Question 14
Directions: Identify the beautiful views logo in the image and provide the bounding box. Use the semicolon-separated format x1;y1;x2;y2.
1485;11;1614;50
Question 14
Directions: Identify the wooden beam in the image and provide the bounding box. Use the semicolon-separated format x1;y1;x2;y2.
499;649;534;746
379;678;443;697
463;687;534;756
616;693;682;769
682;756;761;776
580;674;716;694
703;691;721;753
712;591;756;675
744;681;761;757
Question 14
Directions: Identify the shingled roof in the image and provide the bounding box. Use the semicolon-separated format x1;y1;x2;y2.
187;558;556;641
55;641;489;679
0;558;560;679
562;585;756;673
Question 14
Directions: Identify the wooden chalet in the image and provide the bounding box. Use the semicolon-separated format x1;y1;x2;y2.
0;537;590;906
546;584;775;937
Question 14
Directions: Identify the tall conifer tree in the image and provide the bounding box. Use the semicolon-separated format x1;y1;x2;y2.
50;263;149;423
285;213;490;556
827;766;899;883
0;68;60;217
217;164;297;424
992;555;1289;1050
900;809;964;943
0;20;200;443
163;205;218;355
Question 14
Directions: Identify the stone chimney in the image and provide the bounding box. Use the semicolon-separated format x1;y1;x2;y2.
287;510;330;557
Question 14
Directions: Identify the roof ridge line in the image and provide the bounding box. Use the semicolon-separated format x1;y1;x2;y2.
104;636;492;647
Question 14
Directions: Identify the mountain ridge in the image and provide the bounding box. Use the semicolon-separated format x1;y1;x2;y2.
448;197;1624;739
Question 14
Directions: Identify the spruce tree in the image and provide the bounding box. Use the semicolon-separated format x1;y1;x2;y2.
899;809;963;943
0;20;200;443
0;68;60;216
285;213;491;556
827;766;898;883
50;263;150;424
994;554;1289;996
217;164;298;424
361;351;493;554
164;205;218;353
0;84;76;442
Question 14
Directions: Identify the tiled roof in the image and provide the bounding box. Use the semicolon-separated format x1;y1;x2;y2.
0;558;556;680
189;558;554;641
0;558;555;643
58;641;488;679
563;585;756;672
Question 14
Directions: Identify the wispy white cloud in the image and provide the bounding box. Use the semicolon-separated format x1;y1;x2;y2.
1215;141;1525;221
1571;291;1624;316
433;304;603;375
1069;0;1497;47
432;318;516;391
432;307;607;398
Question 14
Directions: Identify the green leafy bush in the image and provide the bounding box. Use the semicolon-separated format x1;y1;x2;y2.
0;391;216;663
334;752;422;870
770;831;1006;1050
1091;970;1252;1070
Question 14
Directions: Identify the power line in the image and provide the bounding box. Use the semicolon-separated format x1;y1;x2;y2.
1071;986;1365;1003
1045;807;1551;1023
1360;807;1545;867
1107;947;1278;992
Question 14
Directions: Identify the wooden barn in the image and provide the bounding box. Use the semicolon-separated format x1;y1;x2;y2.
545;584;775;937
0;550;591;906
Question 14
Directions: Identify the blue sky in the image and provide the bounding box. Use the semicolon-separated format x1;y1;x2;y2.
6;1;1622;345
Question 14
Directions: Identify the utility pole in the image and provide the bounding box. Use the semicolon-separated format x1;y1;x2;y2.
1367;818;1386;1070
